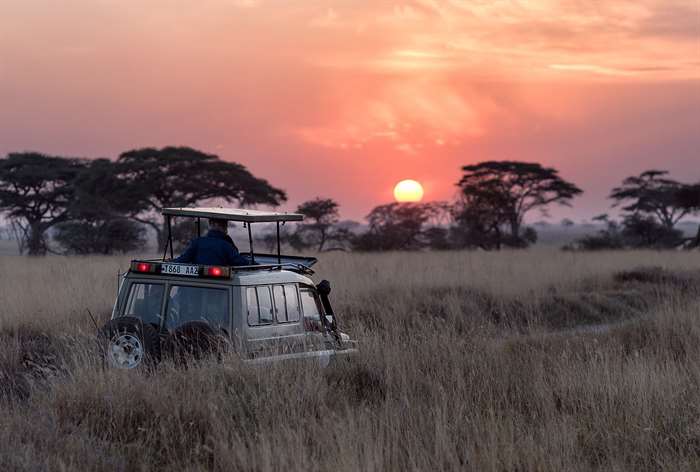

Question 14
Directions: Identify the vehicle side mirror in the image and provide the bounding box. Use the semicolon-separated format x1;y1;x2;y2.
316;280;331;295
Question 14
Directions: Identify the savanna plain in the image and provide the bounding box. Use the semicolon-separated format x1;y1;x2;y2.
1;250;699;471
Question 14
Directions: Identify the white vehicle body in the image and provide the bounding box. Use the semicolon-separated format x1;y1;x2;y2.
103;206;357;369
109;263;357;366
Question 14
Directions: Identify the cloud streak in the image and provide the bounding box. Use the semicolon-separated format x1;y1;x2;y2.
290;0;699;152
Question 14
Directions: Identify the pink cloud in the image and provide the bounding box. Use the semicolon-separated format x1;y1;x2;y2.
0;0;698;220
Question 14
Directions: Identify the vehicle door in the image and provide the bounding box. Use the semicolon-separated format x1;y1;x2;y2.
162;283;232;337
298;285;332;351
244;284;304;358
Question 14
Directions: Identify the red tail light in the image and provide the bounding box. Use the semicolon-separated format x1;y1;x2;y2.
207;266;223;277
136;262;151;273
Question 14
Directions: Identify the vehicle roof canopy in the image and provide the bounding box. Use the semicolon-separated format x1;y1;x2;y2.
162;207;304;223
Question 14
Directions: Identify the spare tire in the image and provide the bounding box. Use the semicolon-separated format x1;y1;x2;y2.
100;317;161;369
173;321;228;363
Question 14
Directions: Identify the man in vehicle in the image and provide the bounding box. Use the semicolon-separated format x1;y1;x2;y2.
174;218;250;266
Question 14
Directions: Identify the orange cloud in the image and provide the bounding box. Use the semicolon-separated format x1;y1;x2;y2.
0;0;698;219
294;76;485;153
288;0;699;153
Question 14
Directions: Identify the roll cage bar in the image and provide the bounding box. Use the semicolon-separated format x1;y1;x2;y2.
160;207;306;268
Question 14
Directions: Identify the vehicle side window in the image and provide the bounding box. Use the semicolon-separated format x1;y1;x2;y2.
299;288;323;320
271;284;301;324
123;283;164;326
247;286;274;326
246;288;257;325
284;284;301;322
273;285;287;323
165;285;229;331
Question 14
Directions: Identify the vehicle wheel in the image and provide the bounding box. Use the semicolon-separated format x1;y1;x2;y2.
100;317;161;370
173;321;228;363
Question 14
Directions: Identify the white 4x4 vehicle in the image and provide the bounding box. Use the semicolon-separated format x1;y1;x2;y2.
101;207;357;369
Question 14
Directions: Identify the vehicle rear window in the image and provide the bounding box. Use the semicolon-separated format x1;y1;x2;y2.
272;284;301;323
123;283;164;326
165;285;229;331
299;288;323;320
247;286;274;326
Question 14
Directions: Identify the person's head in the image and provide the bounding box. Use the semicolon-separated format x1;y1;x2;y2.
209;218;228;233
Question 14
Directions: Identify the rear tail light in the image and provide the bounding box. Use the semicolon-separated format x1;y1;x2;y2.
132;262;155;273
206;266;230;278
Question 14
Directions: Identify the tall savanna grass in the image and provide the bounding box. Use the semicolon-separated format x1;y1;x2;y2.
0;250;699;471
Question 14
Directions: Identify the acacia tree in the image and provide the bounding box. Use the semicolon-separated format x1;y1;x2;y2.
295;198;340;251
54;159;147;254
457;161;582;246
610;170;690;230
677;184;700;208
116;146;287;249
0;152;84;255
676;183;700;248
452;182;511;249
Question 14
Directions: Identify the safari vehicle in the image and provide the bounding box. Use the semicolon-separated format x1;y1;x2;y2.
101;207;357;369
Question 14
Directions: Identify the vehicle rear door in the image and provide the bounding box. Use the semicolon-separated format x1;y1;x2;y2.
162;282;233;336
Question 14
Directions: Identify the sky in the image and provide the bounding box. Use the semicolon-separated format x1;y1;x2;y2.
1;0;699;222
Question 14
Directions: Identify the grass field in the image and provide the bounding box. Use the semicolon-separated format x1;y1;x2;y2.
1;250;699;471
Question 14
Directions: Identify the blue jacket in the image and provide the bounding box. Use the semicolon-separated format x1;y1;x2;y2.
174;229;250;266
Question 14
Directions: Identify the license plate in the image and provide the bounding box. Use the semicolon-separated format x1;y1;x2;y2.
161;263;199;277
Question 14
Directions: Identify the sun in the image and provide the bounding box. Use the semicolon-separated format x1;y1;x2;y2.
393;179;424;202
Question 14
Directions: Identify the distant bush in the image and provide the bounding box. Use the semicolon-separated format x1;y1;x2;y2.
353;202;446;251
569;213;683;251
620;214;683;248
54;219;146;255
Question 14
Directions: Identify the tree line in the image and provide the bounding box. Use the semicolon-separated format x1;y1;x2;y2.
292;166;700;252
1;149;698;255
572;171;700;250
0;148;285;255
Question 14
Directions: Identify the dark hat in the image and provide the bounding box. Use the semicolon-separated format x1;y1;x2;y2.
209;218;228;228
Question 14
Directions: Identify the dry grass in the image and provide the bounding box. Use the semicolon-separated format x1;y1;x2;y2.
1;250;699;471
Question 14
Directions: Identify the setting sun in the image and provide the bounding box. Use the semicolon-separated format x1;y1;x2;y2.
394;179;424;203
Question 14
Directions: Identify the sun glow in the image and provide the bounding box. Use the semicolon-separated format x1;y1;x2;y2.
393;179;424;202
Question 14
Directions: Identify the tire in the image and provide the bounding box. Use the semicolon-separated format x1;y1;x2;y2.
100;317;161;369
173;321;228;363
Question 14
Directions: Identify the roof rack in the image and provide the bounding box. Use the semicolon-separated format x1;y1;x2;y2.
233;263;315;276
159;207;305;265
162;207;303;223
